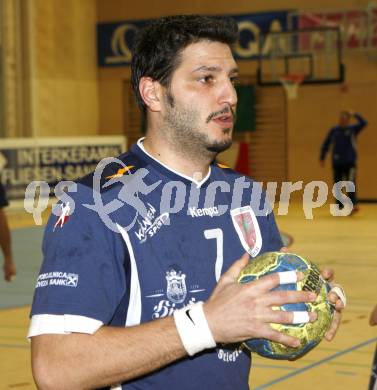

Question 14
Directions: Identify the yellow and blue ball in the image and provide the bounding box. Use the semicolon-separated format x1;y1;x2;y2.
238;251;334;360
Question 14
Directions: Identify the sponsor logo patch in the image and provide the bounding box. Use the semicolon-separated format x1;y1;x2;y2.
106;165;135;179
134;203;169;243
35;272;79;288
188;206;219;218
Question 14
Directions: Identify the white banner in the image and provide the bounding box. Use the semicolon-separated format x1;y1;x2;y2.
0;136;126;202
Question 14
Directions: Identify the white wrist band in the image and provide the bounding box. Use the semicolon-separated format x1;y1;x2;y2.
173;302;216;356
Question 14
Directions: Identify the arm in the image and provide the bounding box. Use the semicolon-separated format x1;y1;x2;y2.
320;129;334;163
31;255;316;390
32;317;185;390
352;112;368;135
0;208;16;281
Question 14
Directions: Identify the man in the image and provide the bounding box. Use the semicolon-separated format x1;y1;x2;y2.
29;15;344;390
0;182;16;282
320;110;368;211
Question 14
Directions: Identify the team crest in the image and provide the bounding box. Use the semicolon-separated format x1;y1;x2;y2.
166;269;187;304
231;206;262;257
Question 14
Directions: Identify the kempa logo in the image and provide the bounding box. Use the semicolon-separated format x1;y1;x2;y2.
189;206;219;218
35;272;79;288
135;203;169;243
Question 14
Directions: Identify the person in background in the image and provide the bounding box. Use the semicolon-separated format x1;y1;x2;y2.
320;110;368;213
0;182;16;281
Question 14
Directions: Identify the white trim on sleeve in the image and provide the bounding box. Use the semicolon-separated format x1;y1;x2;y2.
27;314;103;338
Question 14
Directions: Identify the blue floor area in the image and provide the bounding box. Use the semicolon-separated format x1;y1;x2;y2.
0;226;44;309
0;227;292;310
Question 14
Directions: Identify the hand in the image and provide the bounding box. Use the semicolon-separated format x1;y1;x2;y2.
3;259;16;282
204;253;317;348
320;268;345;341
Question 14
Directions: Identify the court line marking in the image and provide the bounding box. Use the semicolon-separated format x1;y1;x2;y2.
0;343;29;349
0;305;30;312
253;363;295;371
254;337;377;389
323;263;376;268
335;370;357;376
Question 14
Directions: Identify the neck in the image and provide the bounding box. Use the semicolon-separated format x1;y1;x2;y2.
142;131;214;181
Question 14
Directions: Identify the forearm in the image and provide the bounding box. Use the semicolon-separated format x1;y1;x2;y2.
354;113;368;130
320;129;334;161
0;209;12;260
320;138;330;161
32;316;186;390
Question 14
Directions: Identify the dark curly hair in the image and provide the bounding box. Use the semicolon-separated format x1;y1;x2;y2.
131;15;238;111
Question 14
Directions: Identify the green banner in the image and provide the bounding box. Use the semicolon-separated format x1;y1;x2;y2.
234;85;256;132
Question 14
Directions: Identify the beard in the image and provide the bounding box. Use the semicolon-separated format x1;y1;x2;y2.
162;92;233;157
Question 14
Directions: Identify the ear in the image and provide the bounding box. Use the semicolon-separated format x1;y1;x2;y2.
139;77;162;112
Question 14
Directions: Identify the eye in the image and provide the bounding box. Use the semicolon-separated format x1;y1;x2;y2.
199;75;215;84
230;76;239;85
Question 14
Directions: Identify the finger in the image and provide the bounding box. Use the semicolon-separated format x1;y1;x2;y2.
328;292;338;304
330;285;347;307
334;299;345;311
328;294;345;311
265;309;317;325
325;310;342;341
249;271;304;294
263;327;301;348
279;247;288;253
264;290;317;307
223;253;250;283
321;268;334;282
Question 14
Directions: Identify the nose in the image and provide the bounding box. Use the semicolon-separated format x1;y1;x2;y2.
218;78;238;109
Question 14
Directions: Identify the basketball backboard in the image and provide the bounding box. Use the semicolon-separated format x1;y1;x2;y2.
257;27;344;86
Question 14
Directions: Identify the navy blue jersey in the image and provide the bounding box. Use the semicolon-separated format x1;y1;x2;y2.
320;113;367;166
29;140;283;390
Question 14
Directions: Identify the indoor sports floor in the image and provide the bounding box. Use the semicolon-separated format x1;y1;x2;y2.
0;203;376;389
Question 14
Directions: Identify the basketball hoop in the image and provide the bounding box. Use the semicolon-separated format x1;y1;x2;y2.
279;74;305;100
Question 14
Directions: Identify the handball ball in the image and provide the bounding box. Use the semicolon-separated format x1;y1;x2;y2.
238;252;334;360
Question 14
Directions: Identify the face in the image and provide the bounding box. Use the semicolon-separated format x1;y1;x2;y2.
339;111;351;126
159;40;238;156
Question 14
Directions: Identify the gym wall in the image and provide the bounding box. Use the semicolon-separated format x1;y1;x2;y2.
12;0;99;137
97;0;377;199
6;0;375;198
